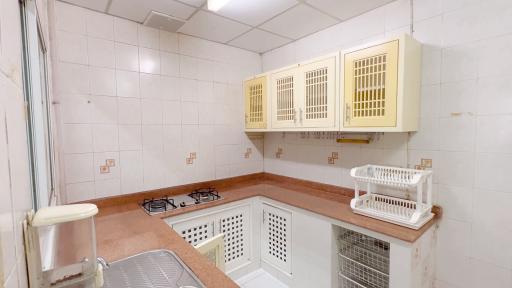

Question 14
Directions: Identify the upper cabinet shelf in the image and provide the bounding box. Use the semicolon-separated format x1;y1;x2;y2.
243;34;421;133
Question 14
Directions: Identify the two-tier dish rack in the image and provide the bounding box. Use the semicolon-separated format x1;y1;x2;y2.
350;165;434;230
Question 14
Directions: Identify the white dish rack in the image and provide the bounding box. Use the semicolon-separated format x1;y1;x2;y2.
350;165;434;230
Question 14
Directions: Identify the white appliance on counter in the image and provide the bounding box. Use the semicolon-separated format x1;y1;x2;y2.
24;204;104;288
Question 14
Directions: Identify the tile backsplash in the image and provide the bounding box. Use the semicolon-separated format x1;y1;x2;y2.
54;2;263;203
262;0;512;287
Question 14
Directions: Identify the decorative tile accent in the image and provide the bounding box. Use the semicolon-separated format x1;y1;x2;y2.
100;165;110;174
244;148;252;159
275;147;283;158
328;152;339;164
186;152;197;164
106;159;116;167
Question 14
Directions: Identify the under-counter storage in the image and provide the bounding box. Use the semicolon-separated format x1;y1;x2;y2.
167;204;252;273
341;34;421;132
337;228;390;288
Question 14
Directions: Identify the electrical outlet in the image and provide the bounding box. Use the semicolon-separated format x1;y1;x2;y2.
421;158;432;168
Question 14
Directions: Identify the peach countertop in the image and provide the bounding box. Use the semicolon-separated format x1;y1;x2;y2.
93;173;439;288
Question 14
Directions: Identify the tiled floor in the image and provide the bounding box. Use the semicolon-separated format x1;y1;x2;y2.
235;269;288;288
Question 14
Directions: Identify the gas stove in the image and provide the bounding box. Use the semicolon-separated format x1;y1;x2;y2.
141;188;221;215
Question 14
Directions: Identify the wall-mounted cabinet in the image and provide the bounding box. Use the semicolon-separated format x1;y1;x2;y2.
244;75;268;131
341;34;421;132
270;54;338;131
243;34;420;133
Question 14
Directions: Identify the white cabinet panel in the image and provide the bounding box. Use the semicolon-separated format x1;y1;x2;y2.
217;205;251;272
169;203;253;274
261;203;292;275
172;216;215;246
292;210;332;288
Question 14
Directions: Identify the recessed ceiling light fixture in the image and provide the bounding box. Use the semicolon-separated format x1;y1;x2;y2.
207;0;231;11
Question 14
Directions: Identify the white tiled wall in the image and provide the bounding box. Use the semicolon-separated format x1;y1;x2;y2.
53;2;263;203
262;0;512;287
0;0;49;286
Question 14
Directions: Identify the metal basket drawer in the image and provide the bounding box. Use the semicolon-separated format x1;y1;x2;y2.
339;272;367;288
338;253;389;288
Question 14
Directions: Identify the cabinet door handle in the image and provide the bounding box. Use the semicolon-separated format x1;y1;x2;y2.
345;104;351;124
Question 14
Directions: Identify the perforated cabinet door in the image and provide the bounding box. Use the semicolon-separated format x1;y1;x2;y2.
344;40;399;127
271;67;299;129
261;203;292;275
244;76;267;129
172;217;215;246
216;205;251;272
300;56;337;128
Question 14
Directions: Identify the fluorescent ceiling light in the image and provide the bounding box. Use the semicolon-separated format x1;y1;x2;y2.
207;0;231;11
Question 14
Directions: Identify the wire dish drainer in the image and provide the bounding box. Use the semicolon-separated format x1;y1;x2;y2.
350;165;434;230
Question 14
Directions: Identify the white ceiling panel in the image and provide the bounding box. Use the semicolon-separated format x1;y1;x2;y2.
215;0;298;26
260;4;338;40
109;0;196;23
178;10;251;43
179;0;206;7
229;29;292;53
306;0;395;20
60;0;110;12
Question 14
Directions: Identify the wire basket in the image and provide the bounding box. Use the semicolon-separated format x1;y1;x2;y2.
350;165;434;229
338;253;389;288
338;231;389;274
339;272;366;288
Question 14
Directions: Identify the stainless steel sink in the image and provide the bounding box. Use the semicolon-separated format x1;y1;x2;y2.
102;250;205;288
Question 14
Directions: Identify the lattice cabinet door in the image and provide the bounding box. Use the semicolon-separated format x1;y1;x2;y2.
299;56;337;128
244;76;267;130
216;205;251;272
261;203;292;275
172;216;215;247
271;67;299;129
344;40;399;127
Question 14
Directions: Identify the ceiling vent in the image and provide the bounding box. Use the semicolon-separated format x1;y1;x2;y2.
143;11;186;33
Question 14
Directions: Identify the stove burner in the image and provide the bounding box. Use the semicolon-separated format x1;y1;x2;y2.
188;188;220;203
142;197;177;214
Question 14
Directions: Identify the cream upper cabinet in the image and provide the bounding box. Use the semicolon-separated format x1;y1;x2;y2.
341;34;421;132
270;54;338;130
244;75;268;131
300;56;337;128
271;67;299;129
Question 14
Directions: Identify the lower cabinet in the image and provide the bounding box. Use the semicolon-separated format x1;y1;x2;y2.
261;203;292;275
167;203;252;273
166;197;436;288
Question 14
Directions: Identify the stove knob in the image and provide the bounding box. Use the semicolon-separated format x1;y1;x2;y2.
180;202;186;207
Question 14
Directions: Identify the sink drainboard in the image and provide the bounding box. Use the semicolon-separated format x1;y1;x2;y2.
102;250;205;288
